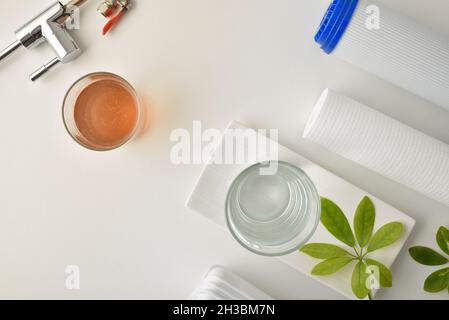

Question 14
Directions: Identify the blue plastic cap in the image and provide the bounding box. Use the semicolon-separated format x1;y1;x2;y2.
315;0;359;54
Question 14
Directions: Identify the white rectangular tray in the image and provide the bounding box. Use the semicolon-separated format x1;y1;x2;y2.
186;121;416;299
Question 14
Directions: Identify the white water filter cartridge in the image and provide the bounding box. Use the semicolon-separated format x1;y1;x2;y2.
303;88;449;207
315;0;449;110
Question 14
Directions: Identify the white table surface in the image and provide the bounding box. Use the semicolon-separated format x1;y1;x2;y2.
0;0;448;300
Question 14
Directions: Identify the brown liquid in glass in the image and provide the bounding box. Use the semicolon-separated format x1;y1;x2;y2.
74;79;137;148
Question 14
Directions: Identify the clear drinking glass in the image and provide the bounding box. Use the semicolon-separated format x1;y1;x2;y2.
62;72;143;151
225;161;321;256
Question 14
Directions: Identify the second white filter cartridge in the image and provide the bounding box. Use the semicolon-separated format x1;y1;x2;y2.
303;89;449;207
315;0;449;111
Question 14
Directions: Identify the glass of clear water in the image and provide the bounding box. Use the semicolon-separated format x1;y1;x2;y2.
225;161;321;256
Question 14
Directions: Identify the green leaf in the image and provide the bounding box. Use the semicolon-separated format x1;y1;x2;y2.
367;222;403;253
351;261;370;299
436;226;449;256
354;196;375;247
320;198;355;247
365;259;392;288
311;257;354;276
409;246;448;266
423;268;449;293
300;243;351;259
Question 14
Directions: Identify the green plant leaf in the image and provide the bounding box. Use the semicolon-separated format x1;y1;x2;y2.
436;226;449;256
320;198;355;247
423;268;449;293
367;222;403;253
354;196;375;247
365;259;392;288
409;246;448;266
300;243;351;259
311;257;354;276
351;261;370;299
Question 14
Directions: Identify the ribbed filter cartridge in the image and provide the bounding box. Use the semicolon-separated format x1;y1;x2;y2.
303;88;449;207
315;0;449;111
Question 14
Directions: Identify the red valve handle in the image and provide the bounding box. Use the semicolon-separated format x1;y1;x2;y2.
102;9;124;35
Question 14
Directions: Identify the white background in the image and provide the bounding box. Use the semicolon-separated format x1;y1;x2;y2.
0;0;448;299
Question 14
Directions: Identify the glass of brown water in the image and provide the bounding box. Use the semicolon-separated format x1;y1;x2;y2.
63;72;143;151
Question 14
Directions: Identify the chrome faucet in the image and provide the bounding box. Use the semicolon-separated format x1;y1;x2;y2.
0;0;89;81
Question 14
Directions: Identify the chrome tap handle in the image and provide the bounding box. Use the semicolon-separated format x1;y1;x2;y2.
29;57;61;82
1;1;88;80
0;40;22;62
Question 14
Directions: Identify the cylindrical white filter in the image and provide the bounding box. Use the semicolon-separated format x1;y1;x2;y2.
315;0;449;110
190;266;272;300
303;88;449;207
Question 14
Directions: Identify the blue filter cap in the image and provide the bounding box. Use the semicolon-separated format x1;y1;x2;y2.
314;0;359;54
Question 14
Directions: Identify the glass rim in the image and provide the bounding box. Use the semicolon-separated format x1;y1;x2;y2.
225;161;321;257
62;71;143;152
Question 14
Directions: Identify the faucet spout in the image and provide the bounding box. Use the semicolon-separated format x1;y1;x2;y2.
0;1;84;80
